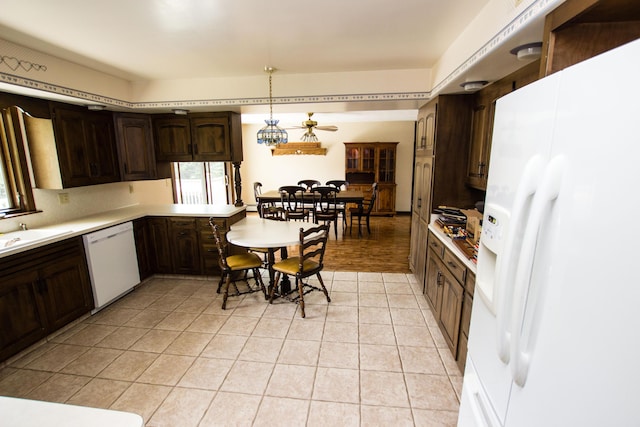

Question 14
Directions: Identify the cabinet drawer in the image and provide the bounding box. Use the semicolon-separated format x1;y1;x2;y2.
443;248;466;284
465;271;475;297
198;217;227;230
170;218;197;229
427;231;445;259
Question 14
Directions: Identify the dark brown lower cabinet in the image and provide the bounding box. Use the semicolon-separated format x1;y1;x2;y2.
135;212;246;278
146;217;172;274
133;218;153;280
170;218;201;275
424;231;473;372
199;218;224;275
0;237;93;362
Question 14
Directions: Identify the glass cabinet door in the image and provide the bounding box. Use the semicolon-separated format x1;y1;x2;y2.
362;147;375;172
346;147;360;171
379;147;396;183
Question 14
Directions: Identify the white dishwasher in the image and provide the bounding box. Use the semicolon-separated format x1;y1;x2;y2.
83;221;140;312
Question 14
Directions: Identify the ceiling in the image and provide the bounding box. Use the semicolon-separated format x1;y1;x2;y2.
0;0;548;121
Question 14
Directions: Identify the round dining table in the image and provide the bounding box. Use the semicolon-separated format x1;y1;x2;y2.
226;217;318;294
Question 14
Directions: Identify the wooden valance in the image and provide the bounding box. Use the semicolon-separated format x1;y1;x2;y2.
271;142;327;156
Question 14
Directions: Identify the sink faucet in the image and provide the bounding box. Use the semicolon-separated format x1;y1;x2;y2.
19;223;27;231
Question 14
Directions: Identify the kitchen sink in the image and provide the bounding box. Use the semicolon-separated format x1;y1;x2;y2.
0;228;73;251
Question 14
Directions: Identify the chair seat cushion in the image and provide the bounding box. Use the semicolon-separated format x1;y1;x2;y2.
272;256;319;275
227;253;263;270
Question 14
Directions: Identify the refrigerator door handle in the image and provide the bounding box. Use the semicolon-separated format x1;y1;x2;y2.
494;154;545;363
510;155;565;387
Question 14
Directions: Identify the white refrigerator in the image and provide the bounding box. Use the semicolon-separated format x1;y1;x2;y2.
458;38;640;427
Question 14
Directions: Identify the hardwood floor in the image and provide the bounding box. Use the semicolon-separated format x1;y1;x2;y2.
248;212;412;273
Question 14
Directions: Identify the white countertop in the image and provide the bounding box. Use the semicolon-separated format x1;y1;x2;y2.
428;221;477;274
0;203;245;258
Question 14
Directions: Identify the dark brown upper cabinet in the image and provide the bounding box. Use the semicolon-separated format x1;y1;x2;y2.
153;112;243;162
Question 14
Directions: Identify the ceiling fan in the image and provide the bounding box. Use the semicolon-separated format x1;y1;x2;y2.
290;112;338;142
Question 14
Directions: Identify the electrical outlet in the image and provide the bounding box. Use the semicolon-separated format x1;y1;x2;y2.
58;192;69;204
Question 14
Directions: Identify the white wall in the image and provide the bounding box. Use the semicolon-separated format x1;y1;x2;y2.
240;121;415;213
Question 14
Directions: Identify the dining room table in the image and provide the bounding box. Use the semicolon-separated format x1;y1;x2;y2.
225;216;321;294
255;189;364;219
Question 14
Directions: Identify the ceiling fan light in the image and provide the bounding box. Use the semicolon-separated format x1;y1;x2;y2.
301;131;318;142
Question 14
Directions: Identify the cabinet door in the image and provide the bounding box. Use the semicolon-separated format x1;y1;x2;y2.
424;249;443;316
375;184;396;215
115;114;157;180
0;270;47;361
361;146;376;172
345;145;361;171
147;217;173;273
418;157;433;221
51;107;93;187
378;145;396;183
466;103;489;190
439;268;464;356
190;115;231;161
85;112;120;184
40;254;93;330
423;102;437;154
170;218;201;275
416;102;436;156
410;219;429;289
133;218;153;280
198;218;222;275
51;106;119;186
415;114;426;155
153;117;192;161
409;213;421;274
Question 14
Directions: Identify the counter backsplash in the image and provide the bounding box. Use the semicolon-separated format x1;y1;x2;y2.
0;179;172;234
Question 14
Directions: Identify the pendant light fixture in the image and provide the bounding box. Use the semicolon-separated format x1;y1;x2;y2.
257;66;288;147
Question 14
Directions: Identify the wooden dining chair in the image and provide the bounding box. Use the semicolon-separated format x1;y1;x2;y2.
326;180;349;191
254;181;283;219
297;179;321;192
312;186;339;238
268;224;331;318
349;182;378;236
279;185;310;221
326;180;349;227
210;221;266;310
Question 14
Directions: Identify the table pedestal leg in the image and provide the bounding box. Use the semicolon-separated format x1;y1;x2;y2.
267;248;291;296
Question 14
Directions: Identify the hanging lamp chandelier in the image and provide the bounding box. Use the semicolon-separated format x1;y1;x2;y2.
257;66;288;147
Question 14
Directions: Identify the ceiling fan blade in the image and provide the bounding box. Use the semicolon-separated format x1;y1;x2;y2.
315;125;338;131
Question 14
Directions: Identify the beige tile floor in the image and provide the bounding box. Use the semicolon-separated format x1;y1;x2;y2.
0;272;462;426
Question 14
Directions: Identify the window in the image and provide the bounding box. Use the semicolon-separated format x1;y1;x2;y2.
0;106;36;216
173;162;229;205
